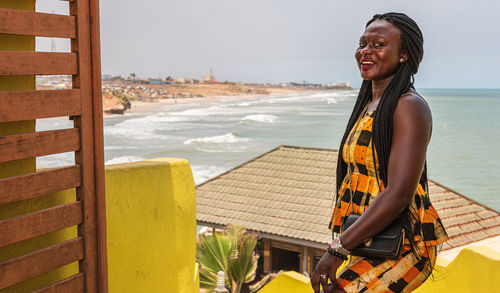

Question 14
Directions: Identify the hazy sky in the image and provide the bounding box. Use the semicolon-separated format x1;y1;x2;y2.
36;0;500;88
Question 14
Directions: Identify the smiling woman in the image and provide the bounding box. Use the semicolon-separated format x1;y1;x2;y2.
311;13;449;293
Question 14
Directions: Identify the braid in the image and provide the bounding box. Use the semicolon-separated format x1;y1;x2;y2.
335;12;431;272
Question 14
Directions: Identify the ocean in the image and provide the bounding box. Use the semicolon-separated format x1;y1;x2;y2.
37;89;500;211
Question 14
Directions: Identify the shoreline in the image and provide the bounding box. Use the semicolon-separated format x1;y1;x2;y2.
128;93;268;112
123;89;344;114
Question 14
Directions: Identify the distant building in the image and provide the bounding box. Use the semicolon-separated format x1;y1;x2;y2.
149;79;166;85
203;67;216;83
328;81;351;88
102;74;112;81
173;78;194;84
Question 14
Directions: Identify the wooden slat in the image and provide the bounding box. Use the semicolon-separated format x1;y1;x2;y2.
0;165;81;206
0;8;76;38
0;202;83;247
0;51;77;76
0;238;84;290
0;128;80;163
32;273;84;293
0;89;81;123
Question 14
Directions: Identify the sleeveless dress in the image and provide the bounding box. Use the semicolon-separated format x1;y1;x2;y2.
329;109;449;293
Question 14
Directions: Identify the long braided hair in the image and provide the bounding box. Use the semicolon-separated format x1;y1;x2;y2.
336;12;430;266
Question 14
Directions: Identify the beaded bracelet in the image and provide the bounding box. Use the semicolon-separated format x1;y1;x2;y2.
327;247;348;261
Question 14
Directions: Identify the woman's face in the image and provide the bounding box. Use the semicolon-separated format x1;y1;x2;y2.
355;19;405;82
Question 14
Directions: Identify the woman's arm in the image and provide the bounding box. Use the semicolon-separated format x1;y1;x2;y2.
339;92;432;250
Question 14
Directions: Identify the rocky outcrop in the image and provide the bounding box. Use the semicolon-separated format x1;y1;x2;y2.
103;93;130;115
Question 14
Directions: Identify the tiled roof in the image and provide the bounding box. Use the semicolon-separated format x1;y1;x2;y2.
196;145;500;251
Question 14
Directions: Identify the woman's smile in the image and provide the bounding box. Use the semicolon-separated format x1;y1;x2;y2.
360;59;375;71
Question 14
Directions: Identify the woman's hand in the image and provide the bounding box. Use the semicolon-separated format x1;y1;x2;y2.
310;252;344;293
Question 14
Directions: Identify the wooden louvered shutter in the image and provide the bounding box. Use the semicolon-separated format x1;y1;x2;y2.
0;0;107;292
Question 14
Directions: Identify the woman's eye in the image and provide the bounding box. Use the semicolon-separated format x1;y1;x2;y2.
374;42;383;48
359;42;366;48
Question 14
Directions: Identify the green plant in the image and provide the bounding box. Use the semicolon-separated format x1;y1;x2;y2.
197;225;258;293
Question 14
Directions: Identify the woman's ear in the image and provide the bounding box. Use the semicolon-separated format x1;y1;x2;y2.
399;51;408;63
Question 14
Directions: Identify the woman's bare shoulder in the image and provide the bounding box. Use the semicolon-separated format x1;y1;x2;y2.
396;90;431;118
393;89;432;139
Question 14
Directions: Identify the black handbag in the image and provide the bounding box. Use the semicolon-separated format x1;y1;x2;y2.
342;213;405;260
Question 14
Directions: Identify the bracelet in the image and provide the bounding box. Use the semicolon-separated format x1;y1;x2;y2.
327;247;348;261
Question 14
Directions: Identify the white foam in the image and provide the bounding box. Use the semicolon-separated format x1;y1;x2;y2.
191;165;228;185
171;105;246;117
37;152;74;169
184;132;249;145
104;146;140;150
105;156;144;165
105;114;184;140
308;92;343;98
197;146;247;153
241;114;278;123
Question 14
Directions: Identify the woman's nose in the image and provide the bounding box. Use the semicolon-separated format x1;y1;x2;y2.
360;45;372;55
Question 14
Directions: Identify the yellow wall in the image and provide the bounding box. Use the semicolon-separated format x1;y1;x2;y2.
105;158;197;293
415;246;500;293
0;1;79;292
259;271;313;293
260;247;500;293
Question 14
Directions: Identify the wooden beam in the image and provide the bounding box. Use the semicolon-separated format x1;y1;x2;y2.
32;273;84;293
71;0;100;290
263;238;271;273
90;0;109;288
301;246;307;274
0;165;81;206
271;239;302;253
0;238;84;289
0;201;83;248
0;8;76;38
0;51;77;76
0;128;80;163
0;90;81;123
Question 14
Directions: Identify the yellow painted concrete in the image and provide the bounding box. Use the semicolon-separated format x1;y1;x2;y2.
260;246;500;293
105;158;197;293
259;271;313;293
0;1;79;292
415;246;500;293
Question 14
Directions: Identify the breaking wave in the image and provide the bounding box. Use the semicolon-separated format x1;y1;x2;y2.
105;156;145;165
240;114;278;123
184;132;249;145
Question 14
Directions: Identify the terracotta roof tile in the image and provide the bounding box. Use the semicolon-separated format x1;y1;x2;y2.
196;145;500;251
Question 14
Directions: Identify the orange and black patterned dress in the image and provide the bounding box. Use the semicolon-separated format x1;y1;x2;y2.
329;108;448;293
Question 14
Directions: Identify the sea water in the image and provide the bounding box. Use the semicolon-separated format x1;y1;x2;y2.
36;89;500;211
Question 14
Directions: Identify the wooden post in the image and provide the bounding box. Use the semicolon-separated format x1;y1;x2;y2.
301;246;308;274
263;238;271;273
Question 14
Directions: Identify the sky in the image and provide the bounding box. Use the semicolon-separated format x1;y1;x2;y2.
36;0;500;88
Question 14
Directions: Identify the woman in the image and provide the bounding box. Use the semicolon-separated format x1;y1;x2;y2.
311;13;448;293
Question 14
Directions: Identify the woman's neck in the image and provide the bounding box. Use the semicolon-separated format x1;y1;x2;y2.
371;74;395;102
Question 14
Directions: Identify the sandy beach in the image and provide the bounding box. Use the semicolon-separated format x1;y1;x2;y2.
127;92;314;112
